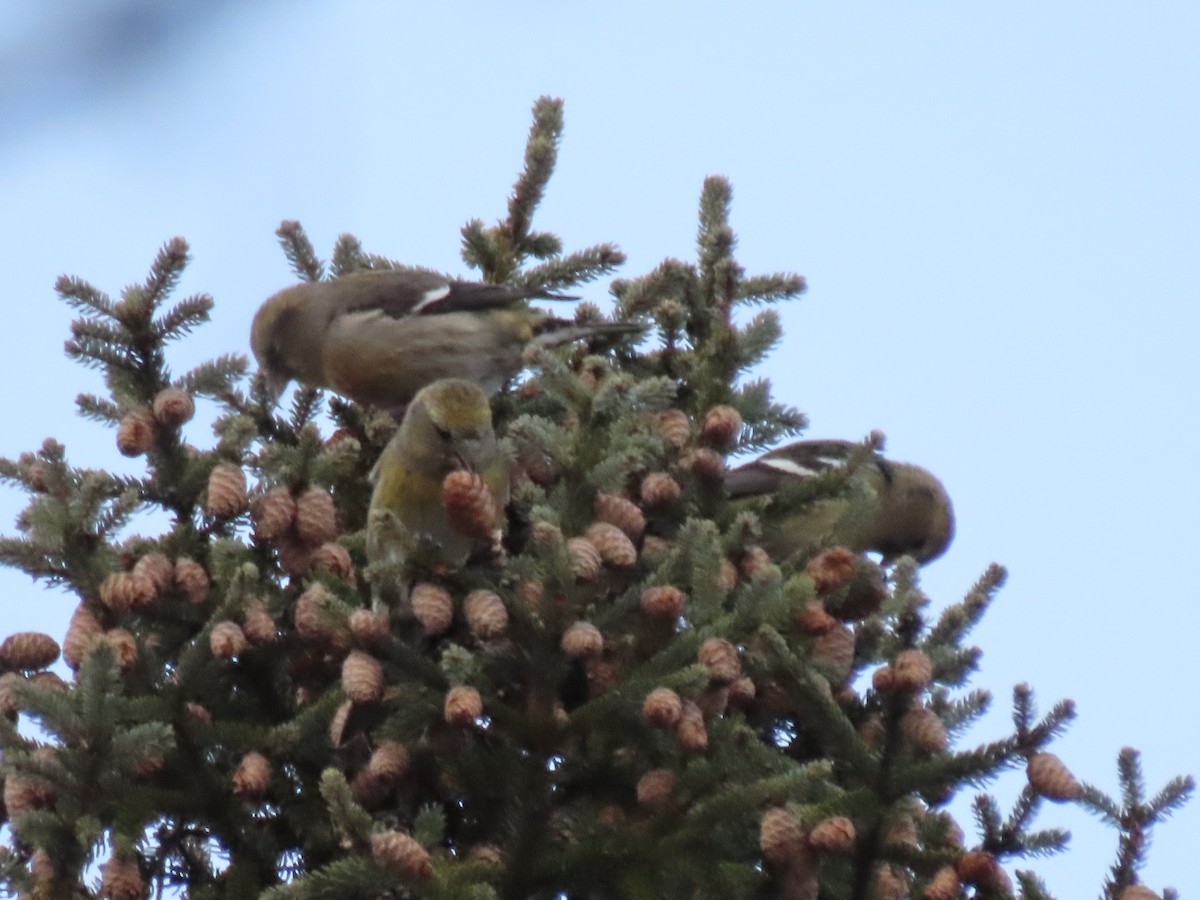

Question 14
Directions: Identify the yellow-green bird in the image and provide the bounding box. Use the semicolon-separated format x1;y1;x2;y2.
367;378;509;571
250;268;640;411
724;439;955;564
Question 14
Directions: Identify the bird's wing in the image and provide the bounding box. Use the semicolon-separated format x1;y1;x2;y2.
333;269;574;318
724;439;863;498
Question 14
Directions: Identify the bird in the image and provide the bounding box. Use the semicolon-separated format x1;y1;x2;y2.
250;268;641;411
366;378;509;574
724;439;954;564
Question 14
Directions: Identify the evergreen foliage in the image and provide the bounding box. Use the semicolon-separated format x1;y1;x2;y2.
0;96;1190;899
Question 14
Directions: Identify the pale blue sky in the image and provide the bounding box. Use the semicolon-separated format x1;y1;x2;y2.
2;2;1196;894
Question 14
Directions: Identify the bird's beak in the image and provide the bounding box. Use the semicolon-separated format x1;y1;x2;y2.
255;369;291;404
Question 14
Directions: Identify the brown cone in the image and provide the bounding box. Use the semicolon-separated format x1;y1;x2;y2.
152;387;194;427
252;487;297;541
370;831;432;878
584;522;638;568
294;488;339;546
442;470;502;542
642;686;684;728
204;463;248;519
0;632;60;671
116;409;156;457
594;492;646;540
464;589;508;639
411;582;454;636
342;650;384;703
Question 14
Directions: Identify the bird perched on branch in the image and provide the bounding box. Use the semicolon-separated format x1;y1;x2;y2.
250;268;641;411
367;378;509;576
724;439;955;564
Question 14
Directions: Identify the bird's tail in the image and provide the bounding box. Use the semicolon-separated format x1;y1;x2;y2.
531;320;647;348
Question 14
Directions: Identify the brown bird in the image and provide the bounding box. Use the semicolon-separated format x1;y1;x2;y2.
250;268;640;410
725;439;955;564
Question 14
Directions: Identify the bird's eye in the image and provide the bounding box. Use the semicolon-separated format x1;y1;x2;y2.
434;425;451;441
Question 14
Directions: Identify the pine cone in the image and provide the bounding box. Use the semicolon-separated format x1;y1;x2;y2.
698;637;740;685
366;741;411;783
585;656;619;695
639;471;682;507
760;807;807;867
700;404;742;449
956;850;1011;893
209;621;248;659
683;447;725;480
252;487;297;541
728;676;757;708
738;545;773;580
923;866;961;900
794;601;836;635
594;492;645;540
411;582;454;636
640;585;686;619
100;851;146;900
636;768;675;809
3;770;54;814
642;687;684;728
442;470;502;542
1119;886;1161;900
342;650;384;703
173;557;210;604
567;537;602;581
528;520;565;555
116;409;156;457
806;547;857;594
656;409;691;448
294;488;339;546
29;848;54;885
232;751;271;800
468;844;504;866
873;863;908;900
311;541;355;583
891;649;934;693
370;831;432;878
464;589;508;640
131;553;174;594
516;579;544;611
872;666;896;692
275;530;315;577
293;583;340;644
241;604;277;644
808;816;856;853
0;632;60;671
901;706;949;754
328;700;353;747
674;700;708;752
561;622;604;658
205;462;248;519
584;522;638;568
349;609;390;647
104;628;138;670
152;386;194;427
809;623;855;685
99;571;157;613
62;607;103;672
444;685;483;725
1026;751;1082;801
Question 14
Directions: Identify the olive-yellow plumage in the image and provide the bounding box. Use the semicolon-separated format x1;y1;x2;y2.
250;269;640;411
725;439;954;565
367;379;508;570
